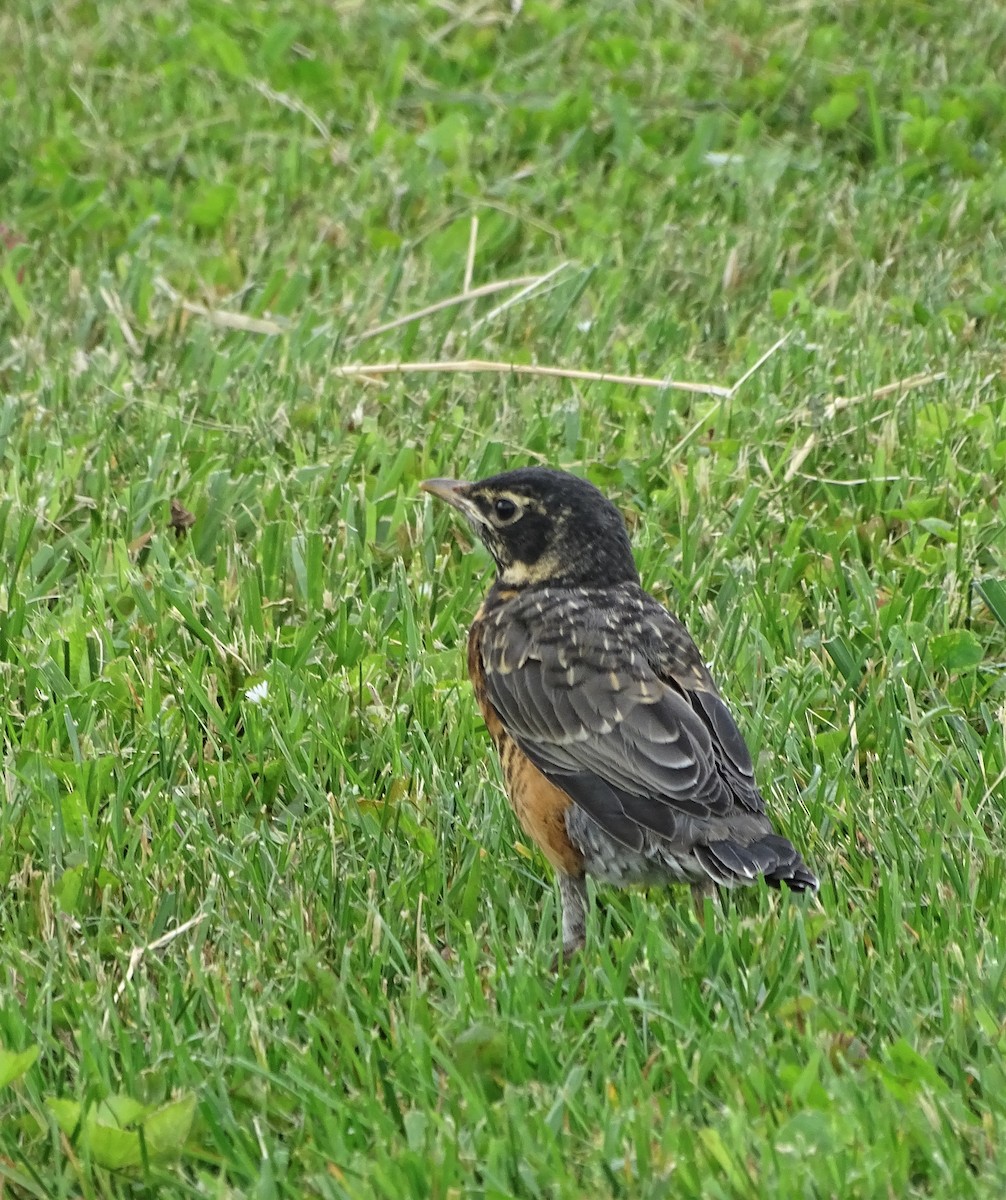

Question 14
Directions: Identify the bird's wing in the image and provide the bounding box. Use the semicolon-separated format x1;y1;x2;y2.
478;586;765;852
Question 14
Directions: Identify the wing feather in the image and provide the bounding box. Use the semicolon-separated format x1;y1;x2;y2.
479;584;765;850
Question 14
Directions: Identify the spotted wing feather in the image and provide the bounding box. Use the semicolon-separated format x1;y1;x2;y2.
479;585;767;856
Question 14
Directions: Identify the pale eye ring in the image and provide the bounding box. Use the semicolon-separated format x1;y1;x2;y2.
494;497;517;521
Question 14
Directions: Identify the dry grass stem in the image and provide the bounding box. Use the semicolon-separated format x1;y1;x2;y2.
463;215;479;294
824;371;947;418
468;261;573;332
350;273;549;346
330;357;733;397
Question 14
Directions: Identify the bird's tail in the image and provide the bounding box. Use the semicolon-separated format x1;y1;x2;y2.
695;833;818;892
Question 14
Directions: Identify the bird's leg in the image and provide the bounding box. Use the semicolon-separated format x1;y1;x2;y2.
557;872;588;964
691;878;716;925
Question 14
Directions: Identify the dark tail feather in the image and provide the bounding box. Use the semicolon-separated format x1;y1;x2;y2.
695;834;818;892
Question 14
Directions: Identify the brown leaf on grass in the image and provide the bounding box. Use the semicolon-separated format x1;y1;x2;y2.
0;223;27;282
128;501;195;558
128;530;154;557
170;499;196;537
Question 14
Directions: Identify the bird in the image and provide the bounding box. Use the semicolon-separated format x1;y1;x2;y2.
421;466;817;962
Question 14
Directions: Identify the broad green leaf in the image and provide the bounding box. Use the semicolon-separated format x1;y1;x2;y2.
141;1093;197;1159
85;1118;144;1170
0;1045;39;1088
47;1093;196;1170
930;630;983;671
94;1094;148;1127
54;865;84;914
186;183;238;231
812;92;859;129
46;1098;82;1135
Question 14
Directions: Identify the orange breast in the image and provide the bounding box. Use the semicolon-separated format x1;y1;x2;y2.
468;610;584;876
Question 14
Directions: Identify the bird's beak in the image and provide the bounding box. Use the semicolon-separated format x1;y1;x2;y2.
420;477;479;520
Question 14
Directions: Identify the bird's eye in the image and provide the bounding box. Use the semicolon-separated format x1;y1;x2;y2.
493;497;518;522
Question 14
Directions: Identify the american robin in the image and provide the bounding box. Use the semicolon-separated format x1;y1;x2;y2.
422;466;817;961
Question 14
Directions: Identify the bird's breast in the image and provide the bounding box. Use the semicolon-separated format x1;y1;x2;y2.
467;604;583;876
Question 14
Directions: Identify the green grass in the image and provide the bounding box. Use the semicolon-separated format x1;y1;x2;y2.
2;0;1006;1194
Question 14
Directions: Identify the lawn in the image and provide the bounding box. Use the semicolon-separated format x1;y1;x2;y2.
2;0;1006;1195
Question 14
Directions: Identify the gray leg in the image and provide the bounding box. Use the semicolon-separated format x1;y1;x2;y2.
558;873;588;961
691;878;716;924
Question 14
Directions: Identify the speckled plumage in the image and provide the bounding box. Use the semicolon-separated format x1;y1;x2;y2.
423;466;817;960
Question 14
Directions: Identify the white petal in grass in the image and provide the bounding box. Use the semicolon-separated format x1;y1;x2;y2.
245;681;270;705
704;152;745;167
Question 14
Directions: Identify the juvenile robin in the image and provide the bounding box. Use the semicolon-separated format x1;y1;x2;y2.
422;466;817;960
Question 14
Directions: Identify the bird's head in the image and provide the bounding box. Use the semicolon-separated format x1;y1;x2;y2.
421;466;639;589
